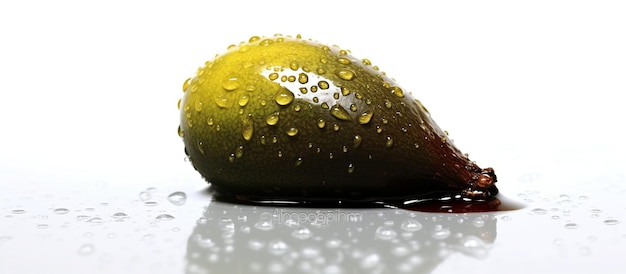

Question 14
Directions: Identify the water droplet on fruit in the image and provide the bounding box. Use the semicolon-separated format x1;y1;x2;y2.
207;118;214;126
197;141;205;155
194;100;203;112
286;127;299;136
353;135;362;148
347;163;355;173
318;81;329;89
275;88;295;105
242;117;254;141
362;59;372;65
333;124;340;131
358;110;373;124
385;136;394;147
238;95;250;107
222;76;240;91
177;126;184;137
215;95;229;108
384;99;392;109
269;72;279;81
238;45;250;52
392;86;404;98
289;61;299;71
336;69;355;80
349;104;357;112
294;158;303;167
235;145;244;158
266;112;279;125
317;118;326;128
341;87;351;96
330;104;351;121
337;58;351;65
298;73;309;84
182;78;191;91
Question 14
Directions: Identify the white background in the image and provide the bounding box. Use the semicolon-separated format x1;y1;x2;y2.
1;1;625;273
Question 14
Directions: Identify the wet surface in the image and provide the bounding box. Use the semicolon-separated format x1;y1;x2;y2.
1;175;624;274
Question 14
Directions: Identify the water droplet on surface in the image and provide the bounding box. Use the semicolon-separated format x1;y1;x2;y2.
275;88;295;105
564;222;579;229
268;240;289;255
358;110;373;124
336;69;355;80
401;219;423;232
255;213;274;231
78;244;95;255
36;223;49;229
156;214;175;221
53;208;70;215
196;217;208;225
318;81;329;89
532;208;548;215
87;217;103;224
167;191;187;206
431;226;451;240
111;212;129;220
144;201;159;206
291;227;312;239
138;191;151;201
604;219;620;225
330;104;351;121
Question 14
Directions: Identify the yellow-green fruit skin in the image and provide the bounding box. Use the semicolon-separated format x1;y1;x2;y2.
179;35;495;202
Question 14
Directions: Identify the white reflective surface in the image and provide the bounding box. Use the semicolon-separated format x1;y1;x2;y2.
1;1;625;273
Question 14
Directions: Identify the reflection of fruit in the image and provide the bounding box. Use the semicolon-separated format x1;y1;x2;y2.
186;201;498;273
178;34;497;203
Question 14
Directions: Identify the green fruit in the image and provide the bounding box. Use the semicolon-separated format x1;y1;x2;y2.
178;34;497;204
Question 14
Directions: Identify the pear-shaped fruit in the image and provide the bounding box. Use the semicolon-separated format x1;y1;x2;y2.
178;35;497;205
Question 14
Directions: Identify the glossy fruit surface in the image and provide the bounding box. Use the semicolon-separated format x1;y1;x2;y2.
178;34;497;204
